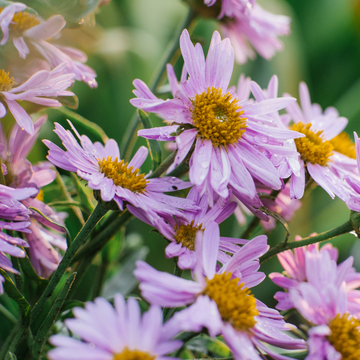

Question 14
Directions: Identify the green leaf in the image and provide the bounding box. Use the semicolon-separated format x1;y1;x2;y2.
57;95;79;110
8;352;17;360
187;336;231;357
18;252;48;285
36;0;99;23
70;173;95;213
33;273;76;360
138;110;162;170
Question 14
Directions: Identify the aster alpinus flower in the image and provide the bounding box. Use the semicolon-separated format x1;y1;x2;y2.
131;30;303;210
135;227;306;359
286;261;360;360
0;64;75;134
48;294;183;360
284;82;358;204
44;121;197;219
128;187;249;270
203;0;290;63
0;3;97;87
269;238;360;316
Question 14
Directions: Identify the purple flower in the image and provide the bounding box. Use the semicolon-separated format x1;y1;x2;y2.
204;0;290;63
131;30;302;211
0;3;97;87
128;187;248;270
270;238;360;316
0;64;75;134
44;121;197;219
48;294;183;360
135;227;306;359
284;82;357;204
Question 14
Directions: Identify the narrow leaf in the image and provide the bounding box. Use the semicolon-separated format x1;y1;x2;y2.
70;173;95;213
138;110;162;170
33;273;76;360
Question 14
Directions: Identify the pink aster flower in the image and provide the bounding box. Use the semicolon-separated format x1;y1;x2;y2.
269;238;360;316
0;64;75;134
128;187;249;270
135;228;306;359
44;121;197;218
48;294;183;360
284;82;358;204
204;0;290;63
289;274;360;359
131;30;302;211
0;3;97;87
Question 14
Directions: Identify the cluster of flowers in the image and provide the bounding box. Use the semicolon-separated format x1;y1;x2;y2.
0;2;98;290
40;27;360;359
1;0;360;359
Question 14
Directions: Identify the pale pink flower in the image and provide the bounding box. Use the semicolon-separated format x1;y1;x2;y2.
0;3;97;87
0;64;75;134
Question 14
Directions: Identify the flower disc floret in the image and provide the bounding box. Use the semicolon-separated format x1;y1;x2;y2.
291;122;333;166
113;348;156;360
98;156;149;194
328;314;360;360
330;132;356;159
191;87;247;147
174;220;204;251
0;70;16;92
0;8;40;37
203;272;259;332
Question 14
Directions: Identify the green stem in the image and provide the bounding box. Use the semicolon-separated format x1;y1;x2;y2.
120;8;197;159
72;209;132;262
260;220;353;264
149;151;177;178
0;303;17;324
30;203;108;322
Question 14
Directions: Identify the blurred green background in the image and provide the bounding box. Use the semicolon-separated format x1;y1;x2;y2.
14;0;360;307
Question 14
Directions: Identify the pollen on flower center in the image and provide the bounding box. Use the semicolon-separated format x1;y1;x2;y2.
328;313;360;360
0;8;41;37
98;156;149;194
174;220;204;251
0;70;16;92
113;347;156;360
203;272;259;332
191;87;247;147
330;132;356;159
291;122;333;166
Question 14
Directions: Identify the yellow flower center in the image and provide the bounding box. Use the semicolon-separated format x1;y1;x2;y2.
291;122;333;166
191;87;247;147
35;189;44;202
328;313;360;360
0;70;16;92
113;348;156;360
330;132;356;159
203;272;259;332
174;220;204;251
98;156;149;194
0;8;40;37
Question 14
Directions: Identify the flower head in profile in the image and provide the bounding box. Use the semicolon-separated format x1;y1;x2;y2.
44;121;197;219
0;64;75;134
128;187;247;270
0;3;97;87
284;82;357;204
0;184;38;293
135;228;306;359
48;294;183;360
131;30;302;210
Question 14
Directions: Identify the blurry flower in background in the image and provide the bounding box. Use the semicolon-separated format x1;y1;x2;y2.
0;2;97;87
48;294;183;360
0;64;75;134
